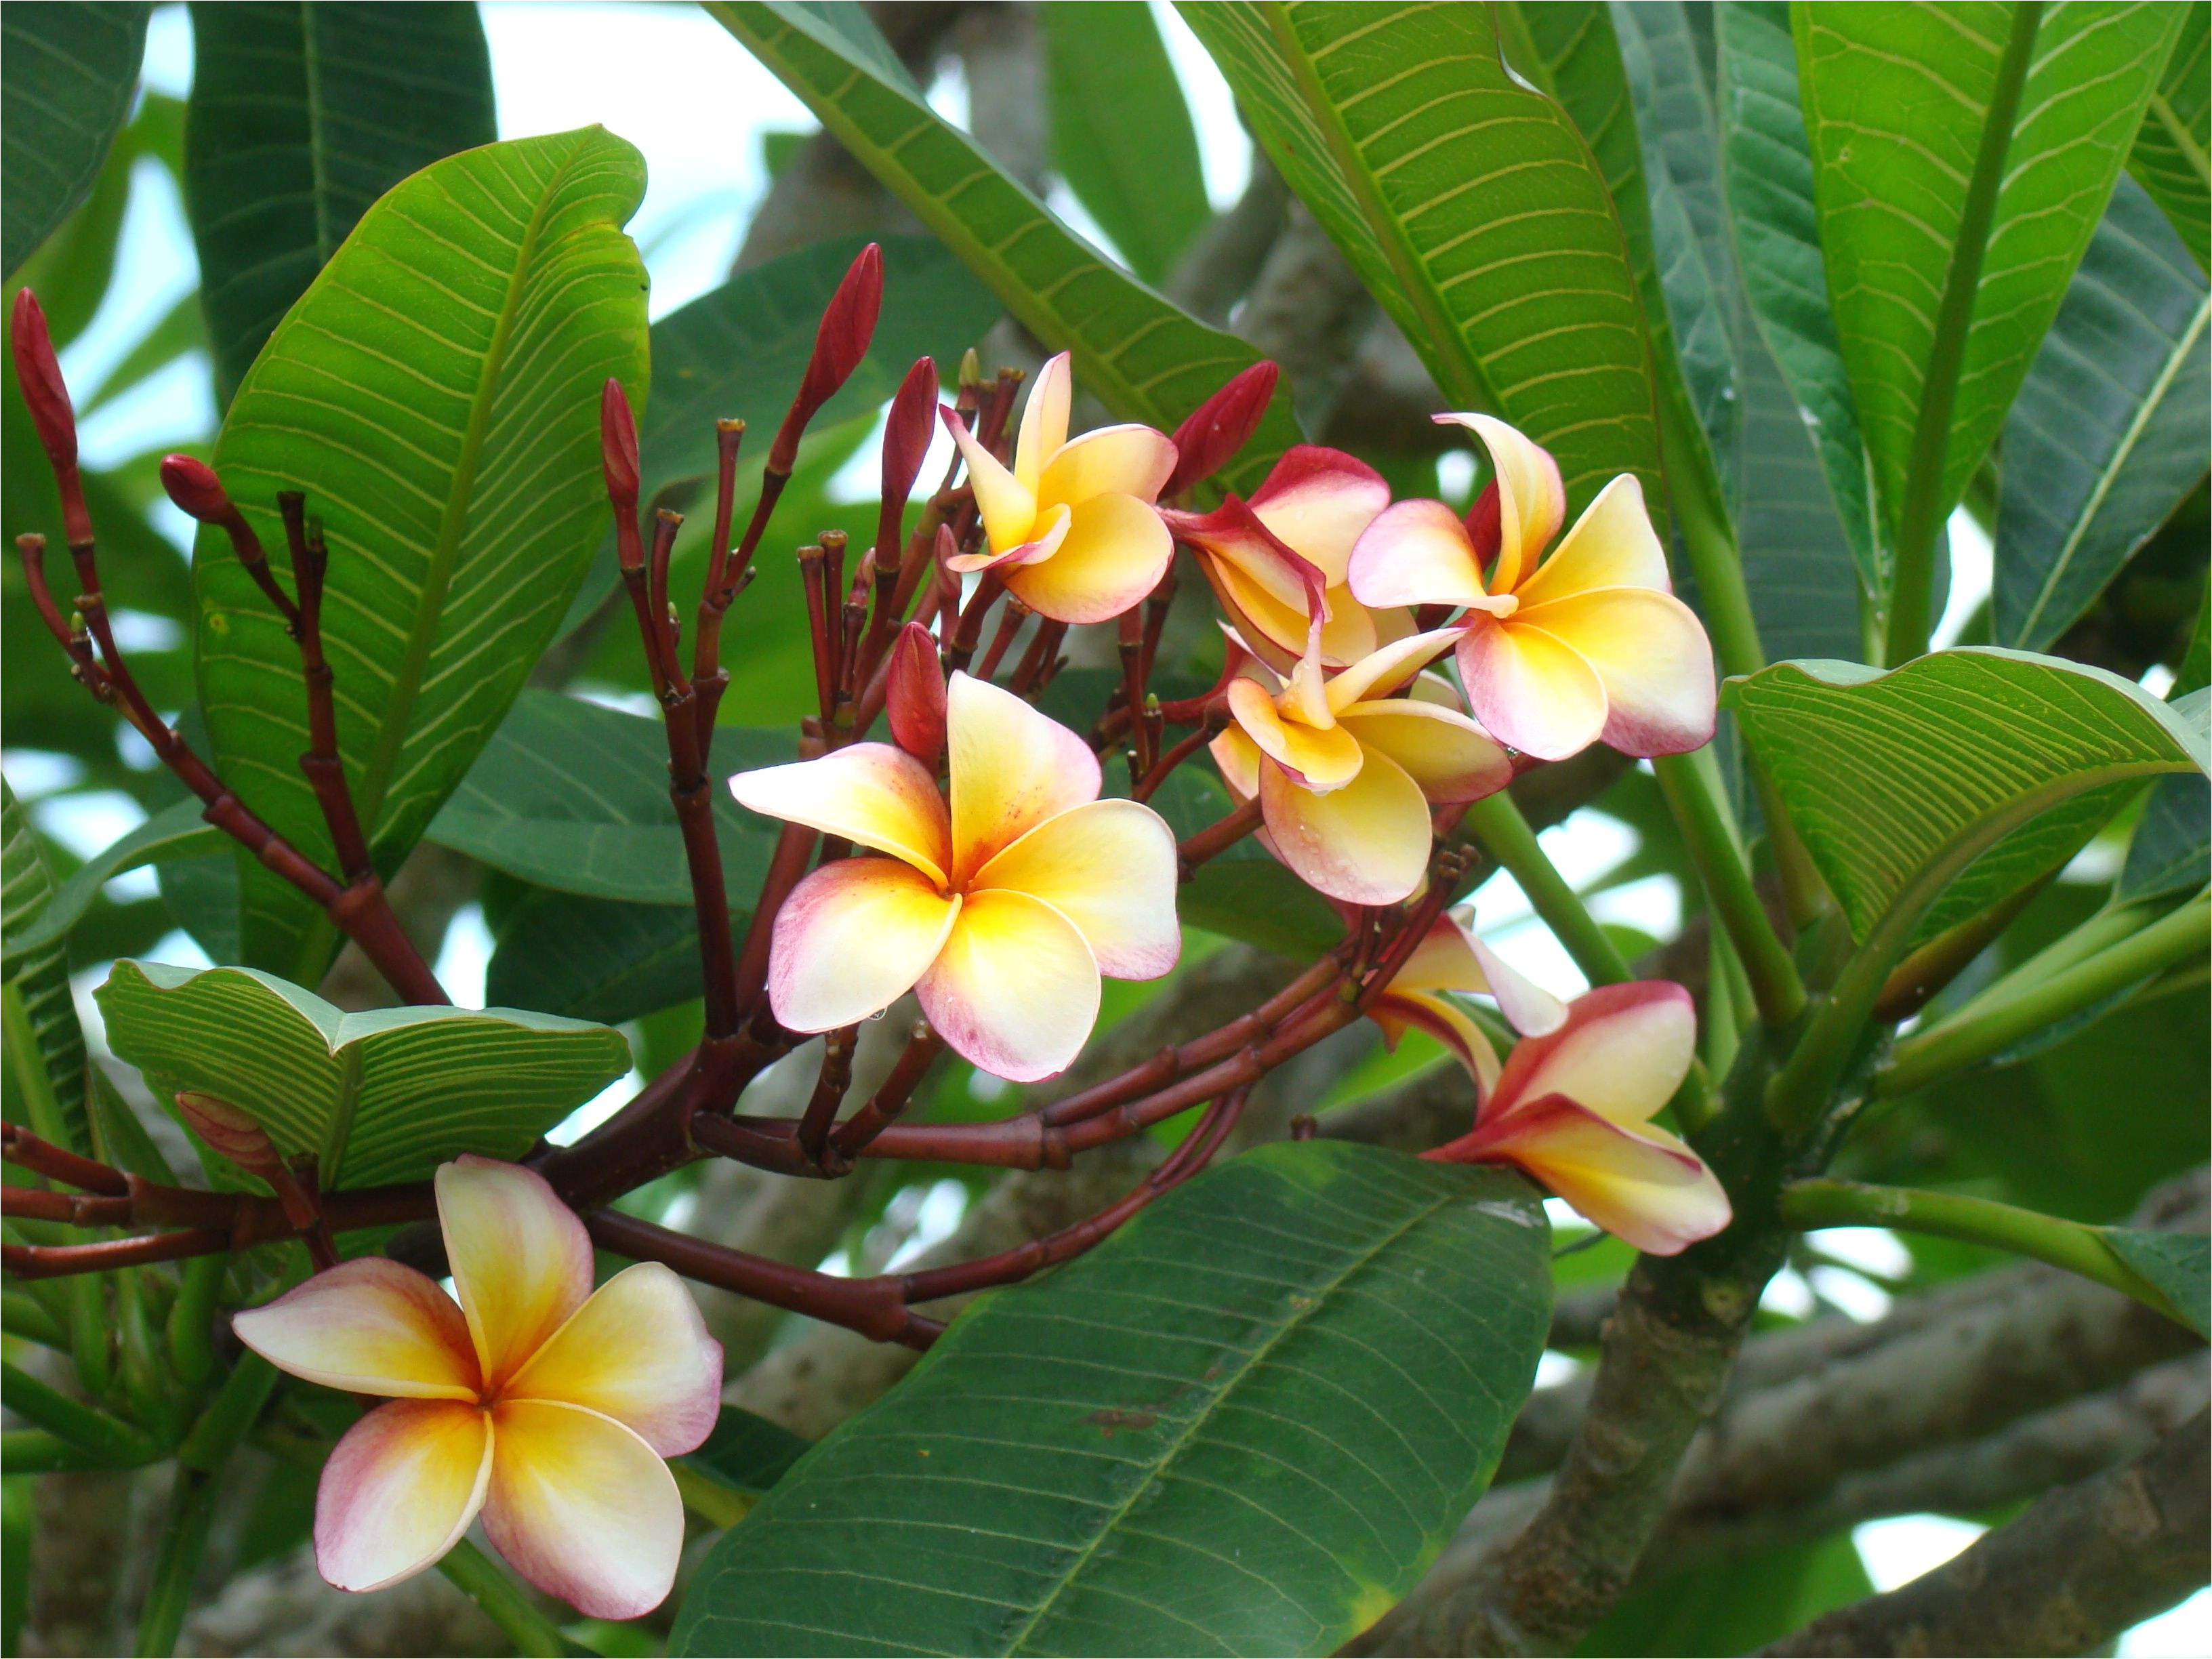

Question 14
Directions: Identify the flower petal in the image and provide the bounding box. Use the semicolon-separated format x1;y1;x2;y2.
1210;724;1263;801
484;1401;684;1620
919;888;1100;1081
945;407;1036;556
947;672;1103;880
315;1399;492;1594
1324;624;1473;713
1227;676;1364;790
1258;743;1431;905
1336;702;1512;804
769;857;961;1032
1015;351;1073;495
1372;989;1502;1094
1469;935;1570;1037
233;1259;480;1401
1347;497;1488;611
1513;474;1670;607
437;1158;594;1391
944;501;1071;575
1515;588;1717;757
1488;981;1696;1128
730;743;951;888
1248;444;1391;584
1454;615;1609;762
973;798;1181;980
504;1263;724;1456
1038;424;1177;509
1387;912;1488;996
1001;491;1174;625
1434;413;1565;594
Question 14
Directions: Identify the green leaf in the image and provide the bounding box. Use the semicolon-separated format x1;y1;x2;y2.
2118;771;2210;903
703;1;1299;497
487;888;729;1026
1574;1532;1874;1658
1040;1;1210;285
1725;649;2209;941
680;1406;812;1497
0;1;147;277
2104;1225;2211;1336
2125;1;2209;270
1180;1;1662;521
426;691;789;905
184;0;499;406
1796;1;2184;549
671;1143;1551;1658
95;960;629;1191
1715;0;1882;602
12;798;221;957
1994;176;2211;650
1734;319;1864;662
191;127;651;983
1;780;88;1149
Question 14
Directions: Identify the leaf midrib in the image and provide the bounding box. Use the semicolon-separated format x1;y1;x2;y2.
299;0;337;262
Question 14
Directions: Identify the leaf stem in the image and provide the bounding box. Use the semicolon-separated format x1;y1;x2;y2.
435;1538;569;1659
1658;392;1763;684
0;1361;159;1465
133;1468;219;1657
1458;792;1631;985
1653;751;1805;1025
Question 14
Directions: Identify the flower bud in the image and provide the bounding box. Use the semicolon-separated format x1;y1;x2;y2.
158;454;234;523
11;288;90;544
886;621;948;764
771;241;883;474
600;378;645;571
173;1092;289;1185
877;356;938;561
1162;361;1278;499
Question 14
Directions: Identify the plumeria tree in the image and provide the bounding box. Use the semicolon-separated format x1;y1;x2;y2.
1;3;2206;1656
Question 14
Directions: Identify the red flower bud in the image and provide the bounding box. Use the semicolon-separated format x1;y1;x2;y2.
1163;361;1279;499
886;621;948;765
600;378;645;571
1465;478;1502;569
11;289;90;545
158;454;233;523
881;356;939;517
771;241;884;475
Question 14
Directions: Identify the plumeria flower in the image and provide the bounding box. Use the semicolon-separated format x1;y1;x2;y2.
1210;623;1510;906
942;350;1177;624
731;672;1180;1080
1346;413;1716;762
232;1158;722;1618
1165;445;1411;671
1385;920;1730;1254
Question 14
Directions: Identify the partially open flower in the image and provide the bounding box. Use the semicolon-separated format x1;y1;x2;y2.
232;1158;722;1618
941;352;1177;624
731;672;1180;1080
1210;625;1509;905
1346;414;1716;762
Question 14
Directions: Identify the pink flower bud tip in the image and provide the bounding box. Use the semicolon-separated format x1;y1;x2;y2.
159;455;234;523
886;621;949;764
1164;361;1279;498
600;377;640;513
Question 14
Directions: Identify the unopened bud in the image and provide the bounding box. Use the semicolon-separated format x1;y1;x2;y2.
771;241;884;474
886;622;948;764
11;289;90;544
175;1093;285;1179
957;347;983;394
1465;478;1502;568
1163;361;1279;499
600;378;641;515
159;454;233;523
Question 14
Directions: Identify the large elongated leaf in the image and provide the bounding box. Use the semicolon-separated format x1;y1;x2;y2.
703;1;1298;497
0;1;147;277
1726;651;2209;941
2104;1226;2211;1336
1734;327;1864;662
2118;772;2211;903
10;796;221;956
2126;1;2209;270
486;888;729;1026
192;128;651;983
672;1143;1551;1658
184;1;498;405
1796;1;2184;545
1;781;88;1149
1994;176;2211;649
1179;2;1661;521
96;960;628;1191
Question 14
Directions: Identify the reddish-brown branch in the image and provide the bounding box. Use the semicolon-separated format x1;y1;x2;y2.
1179;798;1263;876
796;1027;857;1167
973;596;1031;683
691;416;749;745
3;1122;128;1195
830;1023;946;1159
1133;714;1225;804
276;495;377;887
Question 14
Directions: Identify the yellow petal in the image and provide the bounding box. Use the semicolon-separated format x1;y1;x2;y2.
233;1258;480;1401
1210;724;1263;801
1346;497;1489;610
948;409;1038;554
1002;491;1174;625
436;1158;593;1393
1227;676;1364;790
315;1399;492;1594
1038;424;1177;510
485;1401;685;1620
1514;474;1670;607
974;798;1181;980
919;888;1101;1082
1336;701;1513;804
1386;912;1490;996
1323;624;1467;713
1455;615;1609;762
1257;743;1431;905
1249;445;1392;584
730;742;951;888
768;857;960;1032
946;671;1102;881
1372;989;1502;1094
1515;588;1717;758
1435;413;1565;594
504;1263;723;1456
1491;982;1696;1128
1015;351;1073;495
1473;1104;1729;1256
944;501;1070;575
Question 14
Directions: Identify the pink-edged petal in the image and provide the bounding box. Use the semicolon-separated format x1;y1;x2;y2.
945;407;1038;556
437;1158;594;1393
1323;625;1467;713
1227;676;1364;791
233;1258;480;1401
1210;724;1263;801
973;799;1181;980
918;888;1100;1082
1337;702;1513;804
1015;351;1073;494
1195;554;1314;672
1248;444;1391;584
1002;491;1174;625
1387;911;1488;996
946;671;1103;880
769;857;960;1033
1258;743;1431;905
1488;981;1696;1127
730;743;952;888
1347;497;1489;611
1372;989;1503;1095
504;1263;723;1456
1433;413;1565;594
1455;615;1610;762
1170;494;1319;616
315;1399;492;1595
1469;935;1570;1037
945;501;1071;574
1516;588;1717;758
1514;474;1670;607
483;1401;684;1620
1038;424;1177;509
